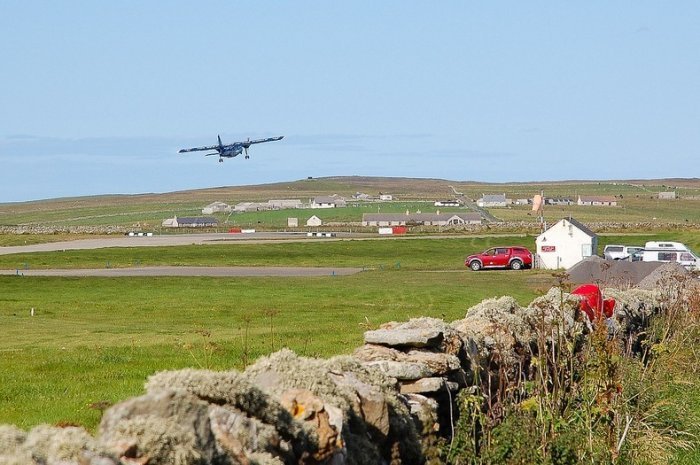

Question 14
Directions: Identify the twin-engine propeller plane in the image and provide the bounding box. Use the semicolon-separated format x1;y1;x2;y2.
178;135;284;163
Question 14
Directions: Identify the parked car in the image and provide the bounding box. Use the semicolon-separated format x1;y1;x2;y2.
465;246;533;271
603;245;644;260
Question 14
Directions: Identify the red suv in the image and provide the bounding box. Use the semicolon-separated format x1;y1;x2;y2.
465;246;533;271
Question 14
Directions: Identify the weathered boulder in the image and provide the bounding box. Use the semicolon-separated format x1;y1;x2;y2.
99;389;219;465
279;389;345;463
353;344;462;377
364;328;443;349
399;378;459;395
363;360;433;380
243;349;424;465
368;318;466;357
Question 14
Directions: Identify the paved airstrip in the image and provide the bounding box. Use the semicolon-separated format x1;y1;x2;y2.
0;232;364;277
0;232;357;255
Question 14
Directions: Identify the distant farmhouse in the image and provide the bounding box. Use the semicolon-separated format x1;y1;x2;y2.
311;196;346;208
162;216;218;228
233;199;303;212
577;195;618;206
202;202;231;214
352;192;371;200
477;193;508;208
658;191;677;200
362;212;481;227
379;193;393;201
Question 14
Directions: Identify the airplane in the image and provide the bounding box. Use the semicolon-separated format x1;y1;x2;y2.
178;135;284;163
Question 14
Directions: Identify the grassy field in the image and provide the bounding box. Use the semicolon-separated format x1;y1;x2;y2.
1;177;700;462
0;269;553;430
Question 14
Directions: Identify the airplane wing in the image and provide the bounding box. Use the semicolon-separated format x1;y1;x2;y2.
243;136;284;146
178;145;220;153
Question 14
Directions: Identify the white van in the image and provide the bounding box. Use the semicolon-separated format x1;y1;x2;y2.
642;241;698;270
603;245;644;260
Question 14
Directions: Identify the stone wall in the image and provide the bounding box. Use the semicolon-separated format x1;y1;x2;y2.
0;283;679;465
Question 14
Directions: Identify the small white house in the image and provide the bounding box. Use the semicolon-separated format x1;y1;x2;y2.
306;215;323;227
379;194;393;201
287;217;299;227
535;218;598;270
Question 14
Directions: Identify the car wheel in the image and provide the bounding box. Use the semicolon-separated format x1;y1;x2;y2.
470;261;482;271
510;260;523;270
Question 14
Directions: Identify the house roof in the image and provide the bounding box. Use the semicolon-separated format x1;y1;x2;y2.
313;196;344;204
554;217;596;238
578;195;617;203
480;194;506;202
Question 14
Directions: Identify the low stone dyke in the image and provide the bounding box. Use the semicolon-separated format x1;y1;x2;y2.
0;281;685;465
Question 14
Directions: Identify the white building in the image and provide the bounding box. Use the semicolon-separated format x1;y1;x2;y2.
306;215;323;227
658;192;677;200
379;194;393;201
477;193;508;208
287;217;299;227
311;196;346;208
362;212;481;227
577;195;618;206
202;201;231;214
535;218;598;270
268;199;303;209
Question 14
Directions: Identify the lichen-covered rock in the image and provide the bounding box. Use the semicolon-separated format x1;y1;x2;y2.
452;289;586;375
99;389;219;465
26;424;118;465
399;378;459;395
364;328;443;349
363;360;433;380
0;425;32;465
373;318;465;357
279;389;345;463
146;369;302;444
208;404;290;463
244;349;424;465
353;344;462;377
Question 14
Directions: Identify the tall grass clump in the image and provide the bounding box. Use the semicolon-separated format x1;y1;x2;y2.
444;273;700;465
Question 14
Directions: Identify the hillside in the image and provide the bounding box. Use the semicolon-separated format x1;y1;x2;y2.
1;176;699;230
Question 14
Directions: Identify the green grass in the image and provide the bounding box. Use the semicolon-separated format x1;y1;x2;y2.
0;236;538;270
1;232;699;272
0;270;551;430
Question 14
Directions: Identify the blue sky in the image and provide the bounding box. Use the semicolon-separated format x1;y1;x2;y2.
1;2;698;202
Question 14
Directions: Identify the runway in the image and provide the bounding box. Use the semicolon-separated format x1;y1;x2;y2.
0;232;356;256
0;266;363;277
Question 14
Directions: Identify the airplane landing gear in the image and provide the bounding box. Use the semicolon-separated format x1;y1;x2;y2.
218;158;223;163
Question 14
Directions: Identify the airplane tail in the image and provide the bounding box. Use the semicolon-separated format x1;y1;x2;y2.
217;135;223;150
